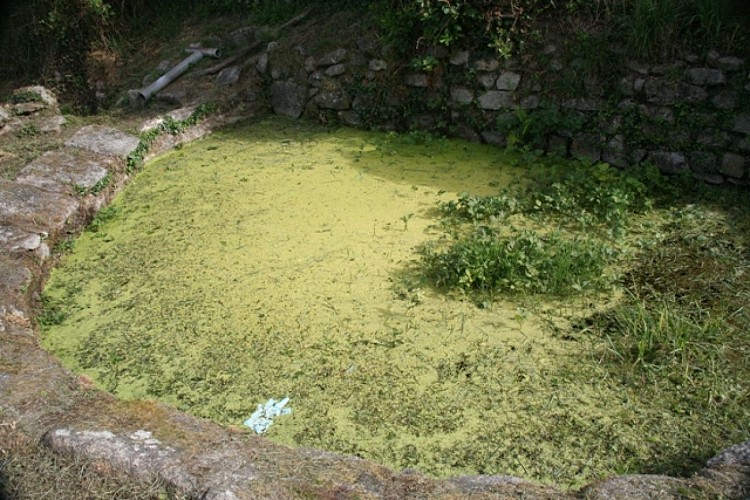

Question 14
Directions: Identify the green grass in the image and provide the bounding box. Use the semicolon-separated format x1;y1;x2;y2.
580;194;750;476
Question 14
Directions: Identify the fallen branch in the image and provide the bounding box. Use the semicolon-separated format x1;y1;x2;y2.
198;8;312;77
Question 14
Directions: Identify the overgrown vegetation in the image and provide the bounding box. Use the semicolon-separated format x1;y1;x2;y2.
376;0;749;61
417;152;750;477
2;0;747;110
419;159;656;299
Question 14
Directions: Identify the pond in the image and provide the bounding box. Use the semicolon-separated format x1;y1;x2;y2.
41;117;750;488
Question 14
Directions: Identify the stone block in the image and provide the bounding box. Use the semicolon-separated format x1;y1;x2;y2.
645;79;707;105
720;153;745;178
368;59;387;72
562;98;603;112
228;26;255;49
602;135;628;168
641;105;674;124
338;110;362;127
65;125;139;159
732;114;750;135
317;48;347;66
634;78;646;94
155;60;173;73
575;97;603;112
356;36;378;55
570;133;602;162
477;73;497;89
715;56;745;71
412;115;436;129
519;95;539;110
652;61;683;75
688;151;717;173
269;80;307;118
13;85;57;107
404;73;428;87
451;124;481;143
0;225;49;258
0;105;10;125
627;60;650;75
304;56;316;73
496;71;521;91
477;91;513;110
256;53;269;74
697;129;730;149
693;172;725;184
325;64;346;77
684;84;710;103
16;149;112;195
648;151;689;174
449;51;469;66
0;256;32;295
216;66;241;86
631;149;648;164
707;439;750;467
712;90;738;110
38;115;67;134
481;131;507;147
619;76;635;96
686;68;726;86
0;179;79;234
449;87;473;105
474;58;499;72
312;90;351;110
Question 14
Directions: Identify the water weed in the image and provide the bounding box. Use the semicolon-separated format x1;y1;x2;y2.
40;118;750;486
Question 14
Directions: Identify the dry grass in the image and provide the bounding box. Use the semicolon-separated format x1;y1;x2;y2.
0;423;183;500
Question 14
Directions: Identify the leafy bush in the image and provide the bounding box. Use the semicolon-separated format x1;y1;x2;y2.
422;228;613;296
377;0;561;58
440;191;520;221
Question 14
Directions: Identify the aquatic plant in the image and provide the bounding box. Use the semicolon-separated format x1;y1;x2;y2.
422;228;613;296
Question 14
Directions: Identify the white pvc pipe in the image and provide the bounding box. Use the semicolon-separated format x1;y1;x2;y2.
138;47;221;102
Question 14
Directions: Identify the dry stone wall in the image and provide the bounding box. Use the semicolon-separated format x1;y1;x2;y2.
262;41;749;185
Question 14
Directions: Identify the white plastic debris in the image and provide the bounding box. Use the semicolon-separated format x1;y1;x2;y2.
243;397;292;434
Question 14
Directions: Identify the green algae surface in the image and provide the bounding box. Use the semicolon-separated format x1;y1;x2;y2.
41;118;750;487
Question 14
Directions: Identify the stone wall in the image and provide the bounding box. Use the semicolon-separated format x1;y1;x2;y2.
262;40;749;185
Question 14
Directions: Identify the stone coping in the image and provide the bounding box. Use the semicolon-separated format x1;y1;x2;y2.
1;108;748;499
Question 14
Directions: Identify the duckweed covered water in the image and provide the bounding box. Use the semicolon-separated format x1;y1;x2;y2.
41;118;746;487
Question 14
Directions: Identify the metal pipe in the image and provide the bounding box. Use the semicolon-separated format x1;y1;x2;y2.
138;47;222;102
